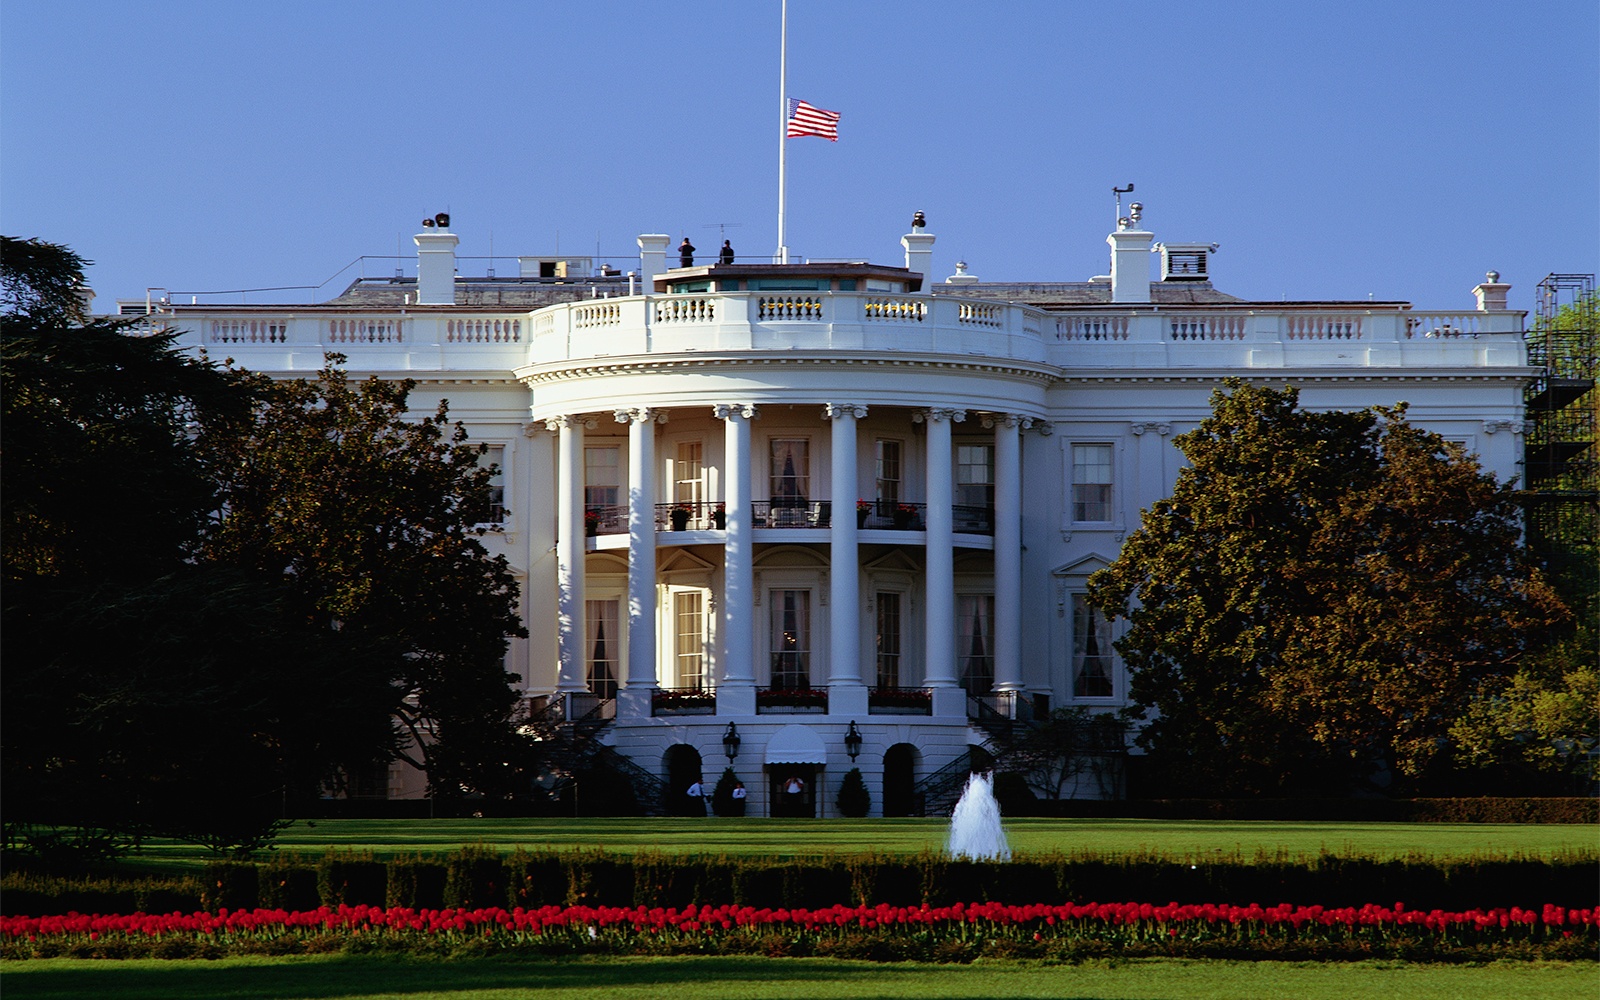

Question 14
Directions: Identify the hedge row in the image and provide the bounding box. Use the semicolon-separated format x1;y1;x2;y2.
1003;797;1598;824
5;848;1596;917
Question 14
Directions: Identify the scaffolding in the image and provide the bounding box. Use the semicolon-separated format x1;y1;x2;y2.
1522;273;1598;626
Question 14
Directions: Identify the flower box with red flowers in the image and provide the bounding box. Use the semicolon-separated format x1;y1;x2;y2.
651;688;716;715
755;687;829;712
868;687;933;714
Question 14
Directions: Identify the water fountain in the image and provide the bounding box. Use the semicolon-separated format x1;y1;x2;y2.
946;772;1011;861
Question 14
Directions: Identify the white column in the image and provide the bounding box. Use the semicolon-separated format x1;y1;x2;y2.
615;408;663;719
715;403;758;715
825;403;868;715
991;412;1028;698
919;407;966;717
547;415;588;693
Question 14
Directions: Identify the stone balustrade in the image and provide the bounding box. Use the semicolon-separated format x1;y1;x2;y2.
170;294;1527;375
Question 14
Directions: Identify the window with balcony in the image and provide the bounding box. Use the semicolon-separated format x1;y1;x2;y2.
875;439;902;507
955;444;994;531
674;442;703;506
876;592;902;688
585;446;620;507
1072;594;1114;697
770;589;811;689
675;591;705;690
585;599;619;699
769;439;809;503
1072;443;1113;522
958;594;994;695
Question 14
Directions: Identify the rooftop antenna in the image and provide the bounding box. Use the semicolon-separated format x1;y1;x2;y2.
488;231;495;278
705;222;744;241
1113;183;1134;227
395;233;403;278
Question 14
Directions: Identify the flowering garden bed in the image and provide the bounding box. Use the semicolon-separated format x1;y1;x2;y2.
4;900;1595;963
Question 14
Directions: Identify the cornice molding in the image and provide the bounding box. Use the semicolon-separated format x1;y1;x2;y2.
516;353;1060;388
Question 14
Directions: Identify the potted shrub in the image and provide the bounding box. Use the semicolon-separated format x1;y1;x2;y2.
892;503;916;529
836;767;871;818
670;504;692;531
712;503;726;529
711;767;744;816
584;509;601;536
856;498;871;528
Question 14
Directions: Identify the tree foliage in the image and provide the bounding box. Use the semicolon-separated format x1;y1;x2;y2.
2;237;528;856
1088;380;1567;795
196;358;528;798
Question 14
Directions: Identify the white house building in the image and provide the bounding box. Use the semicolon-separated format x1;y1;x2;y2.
147;209;1530;816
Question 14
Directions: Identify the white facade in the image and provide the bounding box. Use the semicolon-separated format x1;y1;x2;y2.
155;216;1531;815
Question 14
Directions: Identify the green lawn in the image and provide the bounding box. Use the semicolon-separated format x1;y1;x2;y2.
3;955;1595;1000
111;817;1597;875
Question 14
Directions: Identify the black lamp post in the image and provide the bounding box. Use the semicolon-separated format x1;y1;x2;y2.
843;720;863;761
722;721;741;761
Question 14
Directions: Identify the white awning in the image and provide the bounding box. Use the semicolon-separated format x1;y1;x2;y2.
763;723;828;765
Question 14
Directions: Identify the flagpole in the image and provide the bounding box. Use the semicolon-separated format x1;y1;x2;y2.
777;0;789;264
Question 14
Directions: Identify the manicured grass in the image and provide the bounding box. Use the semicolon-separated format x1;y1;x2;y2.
2;955;1595;1000
111;817;1596;875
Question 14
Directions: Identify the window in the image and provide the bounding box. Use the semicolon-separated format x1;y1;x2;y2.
956;444;994;507
769;439;809;503
957;594;994;695
585;446;620;507
674;441;703;506
675;592;705;690
875;440;901;507
1072;444;1113;522
876;592;902;688
770;590;810;688
476;444;506;524
1072;594;1113;698
585;599;619;699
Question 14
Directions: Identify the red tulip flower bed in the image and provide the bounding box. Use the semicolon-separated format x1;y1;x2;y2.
5;901;1595;963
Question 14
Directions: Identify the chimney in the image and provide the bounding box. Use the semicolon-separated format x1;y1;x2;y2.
1107;204;1154;304
637;234;670;290
414;220;459;305
902;231;935;284
1473;270;1510;311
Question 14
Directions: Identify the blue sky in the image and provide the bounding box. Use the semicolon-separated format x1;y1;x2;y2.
4;1;1596;313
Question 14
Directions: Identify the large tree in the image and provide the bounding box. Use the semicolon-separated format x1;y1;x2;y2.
3;238;528;857
196;360;528;799
1087;380;1567;795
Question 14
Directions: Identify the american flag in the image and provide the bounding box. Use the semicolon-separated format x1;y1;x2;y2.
787;98;840;141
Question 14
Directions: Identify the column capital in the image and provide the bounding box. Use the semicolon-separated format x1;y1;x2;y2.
614;407;667;425
713;403;761;421
913;407;967;424
544;413;597;432
1033;420;1054;436
981;412;1031;430
823;403;869;420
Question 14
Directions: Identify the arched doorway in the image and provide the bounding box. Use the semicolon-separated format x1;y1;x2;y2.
664;744;704;816
882;743;919;817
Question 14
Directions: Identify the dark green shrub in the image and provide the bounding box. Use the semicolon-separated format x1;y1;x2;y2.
258;857;319;910
201;861;258;911
317;855;387;907
836;768;871;818
444;846;507;909
508;850;566;908
385;857;447;909
710;768;744;817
